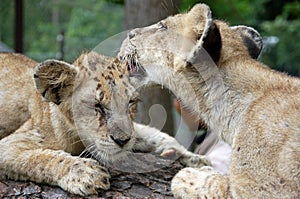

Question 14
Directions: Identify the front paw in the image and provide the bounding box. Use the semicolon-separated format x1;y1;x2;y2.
179;153;211;168
59;158;110;196
161;148;210;168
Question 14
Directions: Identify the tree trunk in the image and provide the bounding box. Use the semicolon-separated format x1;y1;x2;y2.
124;0;181;134
0;158;184;199
125;0;181;29
14;0;23;53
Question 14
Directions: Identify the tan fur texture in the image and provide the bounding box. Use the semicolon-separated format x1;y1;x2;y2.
0;52;208;196
119;3;300;198
0;52;127;195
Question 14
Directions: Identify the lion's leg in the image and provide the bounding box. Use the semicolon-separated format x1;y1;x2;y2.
133;122;210;167
0;129;110;196
171;166;232;199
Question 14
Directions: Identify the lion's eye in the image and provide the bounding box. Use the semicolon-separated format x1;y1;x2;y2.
95;103;106;115
158;22;167;30
129;97;141;107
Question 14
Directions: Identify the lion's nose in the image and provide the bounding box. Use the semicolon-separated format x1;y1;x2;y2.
110;135;131;147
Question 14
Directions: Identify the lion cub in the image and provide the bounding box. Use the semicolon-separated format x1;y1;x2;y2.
119;3;300;199
0;52;208;196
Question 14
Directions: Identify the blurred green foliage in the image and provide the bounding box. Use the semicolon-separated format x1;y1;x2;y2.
181;0;265;26
0;0;299;75
0;0;123;62
0;0;14;51
260;3;300;75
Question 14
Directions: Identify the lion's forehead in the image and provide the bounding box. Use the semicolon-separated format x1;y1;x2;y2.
93;64;133;105
74;52;135;108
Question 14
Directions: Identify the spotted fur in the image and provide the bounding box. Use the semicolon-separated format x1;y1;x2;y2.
0;52;208;196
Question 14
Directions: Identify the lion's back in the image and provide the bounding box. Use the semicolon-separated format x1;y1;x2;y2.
0;53;37;138
231;89;300;198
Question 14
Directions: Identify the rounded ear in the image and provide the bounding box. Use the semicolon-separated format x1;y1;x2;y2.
34;59;78;105
186;4;222;65
231;25;263;59
188;3;212;46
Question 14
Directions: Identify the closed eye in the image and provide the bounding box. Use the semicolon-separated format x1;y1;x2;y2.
81;99;109;116
129;97;141;107
95;103;106;115
158;21;168;30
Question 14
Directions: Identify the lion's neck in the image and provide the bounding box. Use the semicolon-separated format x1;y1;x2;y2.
141;64;235;144
142;59;280;145
202;57;300;145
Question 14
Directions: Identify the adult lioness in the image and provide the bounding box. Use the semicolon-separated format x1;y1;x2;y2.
0;52;208;196
119;3;300;199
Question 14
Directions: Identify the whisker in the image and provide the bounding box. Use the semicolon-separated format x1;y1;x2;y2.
79;143;95;157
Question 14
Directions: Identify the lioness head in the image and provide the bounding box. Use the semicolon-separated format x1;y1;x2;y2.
119;3;263;77
34;52;138;163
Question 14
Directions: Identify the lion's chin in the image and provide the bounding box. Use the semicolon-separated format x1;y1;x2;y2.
91;147;130;164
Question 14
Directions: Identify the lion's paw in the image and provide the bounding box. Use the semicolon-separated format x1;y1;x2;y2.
161;148;210;168
172;167;230;199
180;153;211;168
171;167;203;199
172;167;213;198
59;158;110;196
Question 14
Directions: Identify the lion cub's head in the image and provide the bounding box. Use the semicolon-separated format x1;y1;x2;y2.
119;3;263;74
34;52;138;163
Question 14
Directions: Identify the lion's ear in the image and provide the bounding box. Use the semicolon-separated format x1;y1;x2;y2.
231;25;263;59
34;59;79;105
186;4;222;65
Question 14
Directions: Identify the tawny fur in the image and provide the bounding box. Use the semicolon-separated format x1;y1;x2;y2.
119;3;300;198
0;52;208;196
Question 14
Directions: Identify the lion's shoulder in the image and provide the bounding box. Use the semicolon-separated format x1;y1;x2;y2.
0;53;37;69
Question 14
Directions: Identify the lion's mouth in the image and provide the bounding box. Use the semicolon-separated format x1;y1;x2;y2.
121;51;146;77
127;58;142;74
87;143;130;164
